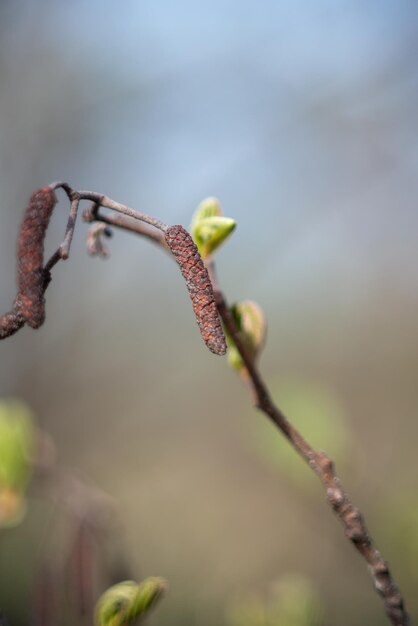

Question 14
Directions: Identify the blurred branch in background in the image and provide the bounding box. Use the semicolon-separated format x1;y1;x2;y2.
0;399;137;626
0;184;411;624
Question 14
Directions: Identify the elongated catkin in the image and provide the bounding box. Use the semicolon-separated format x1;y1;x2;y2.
17;187;57;328
165;225;226;355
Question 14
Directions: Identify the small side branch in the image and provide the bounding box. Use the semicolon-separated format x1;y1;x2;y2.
82;202;167;248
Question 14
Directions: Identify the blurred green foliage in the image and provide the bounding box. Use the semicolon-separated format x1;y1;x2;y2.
0;399;35;528
190;197;236;259
382;491;418;584
226;574;322;626
251;380;350;487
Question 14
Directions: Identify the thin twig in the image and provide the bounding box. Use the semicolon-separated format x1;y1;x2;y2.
76;189;168;233
82;203;167;248
207;261;409;626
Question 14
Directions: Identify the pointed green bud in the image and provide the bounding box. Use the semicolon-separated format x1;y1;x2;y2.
193;216;236;258
95;578;167;626
226;301;266;373
191;197;236;258
192;197;222;223
233;301;265;350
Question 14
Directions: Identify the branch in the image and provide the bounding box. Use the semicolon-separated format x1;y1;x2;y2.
0;183;169;340
211;275;409;626
0;183;410;625
82;202;167;249
96;212;410;625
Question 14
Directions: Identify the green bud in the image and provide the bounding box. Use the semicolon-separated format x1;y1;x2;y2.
95;578;167;626
193;216;236;258
191;197;236;258
126;577;167;622
226;301;266;373
191;197;222;223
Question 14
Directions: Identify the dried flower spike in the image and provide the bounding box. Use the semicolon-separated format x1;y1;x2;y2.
165;225;227;355
16;187;57;328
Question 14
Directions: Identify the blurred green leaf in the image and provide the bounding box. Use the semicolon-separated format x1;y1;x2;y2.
95;578;167;626
380;491;418;583
191;197;236;258
0;399;35;527
227;595;267;626
251;380;350;487
226;301;266;373
226;574;322;626
270;575;322;626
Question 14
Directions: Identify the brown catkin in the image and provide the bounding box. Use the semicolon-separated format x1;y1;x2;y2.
165;225;227;355
0;310;25;340
16;186;57;328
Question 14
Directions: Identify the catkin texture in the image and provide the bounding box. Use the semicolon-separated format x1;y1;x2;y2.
165;225;226;355
0;310;25;340
17;187;56;328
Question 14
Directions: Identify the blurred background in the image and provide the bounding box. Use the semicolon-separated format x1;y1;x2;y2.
0;1;418;624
